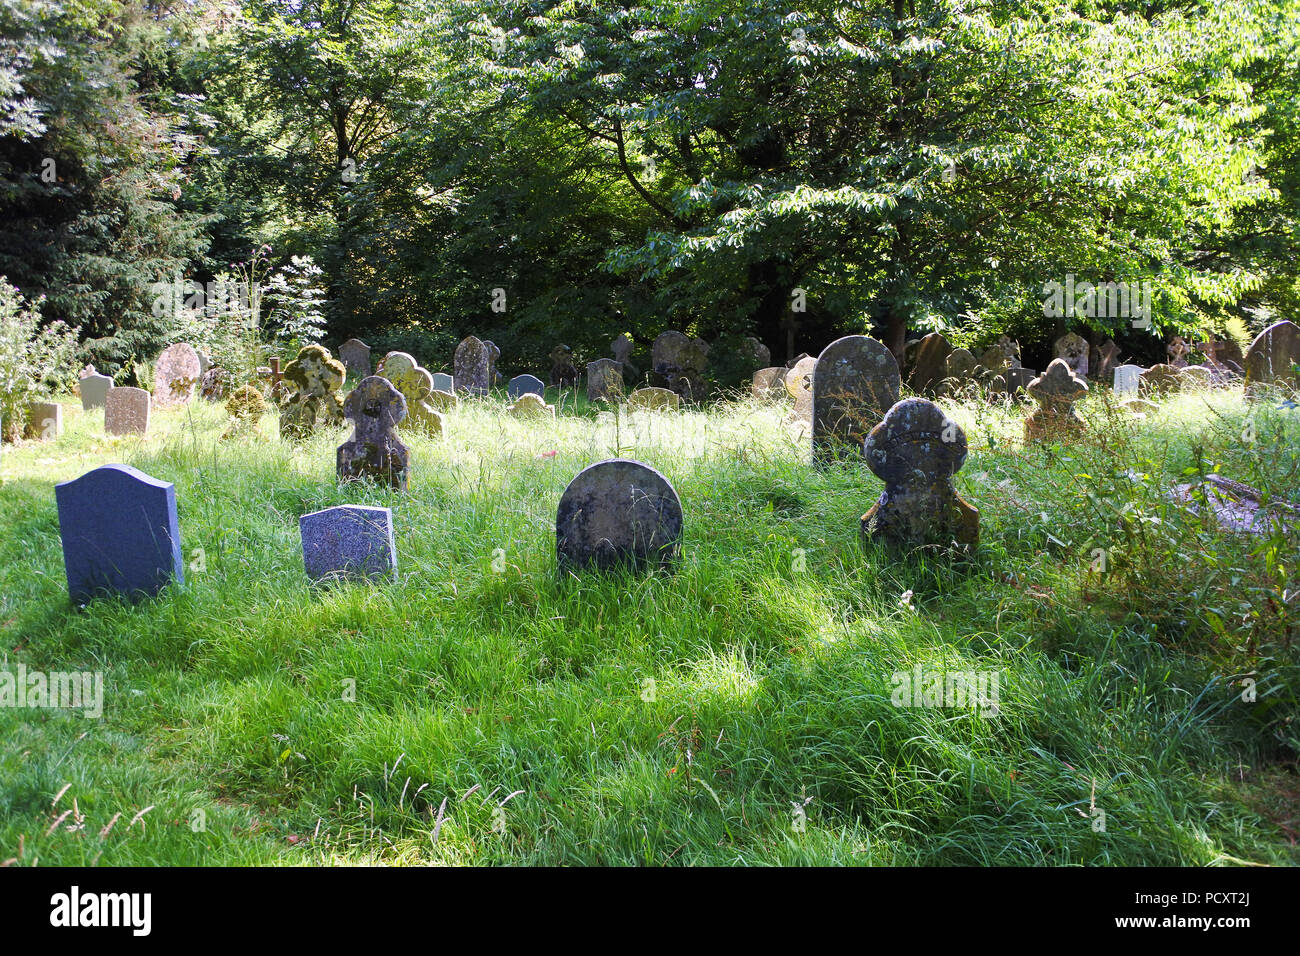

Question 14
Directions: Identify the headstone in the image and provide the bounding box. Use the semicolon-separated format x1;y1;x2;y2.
784;356;817;399
507;374;546;400
653;331;709;401
1053;332;1090;378
860;399;979;550
25;401;62;440
978;335;1021;371
1180;365;1214;389
300;505;397;583
812;335;901;464
200;366;227;401
1025;358;1089;442
586;358;624;404
942;348;982;390
907;332;952;395
337;376;410;491
426;389;458;412
556;459;683;573
55;464;183;602
742;336;771;370
79;368;113;410
508;392;555;418
431;372;454;392
222;384;266;439
154;343;202;405
104;387;150;436
752;367;787;400
989;366;1035;399
550;345;578;388
1244;320;1300;397
454;336;495;395
628;386;680;411
280;344;346;439
377;351;443;436
338;338;372;378
1166;336;1190;368
1113;364;1143;402
1140;364;1182;396
1094;339;1121;383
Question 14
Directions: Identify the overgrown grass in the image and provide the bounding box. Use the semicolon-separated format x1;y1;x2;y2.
0;381;1296;865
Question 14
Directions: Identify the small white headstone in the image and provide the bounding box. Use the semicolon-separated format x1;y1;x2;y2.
1113;364;1142;402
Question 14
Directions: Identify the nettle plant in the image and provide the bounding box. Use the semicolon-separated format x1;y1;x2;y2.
0;278;79;443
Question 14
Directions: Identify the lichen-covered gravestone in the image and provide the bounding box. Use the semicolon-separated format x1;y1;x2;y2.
860;399;979;551
1244;320;1300;398
79;367;113;410
556;459;683;573
154;343;202;405
1025;358;1088;442
508;392;555;418
628;386;680;411
338;338;372;378
979;335;1021;371
105;387;151;436
752;367;787;400
586;358;624;404
1140;364;1182;396
1053;332;1090;378
454;336;495;395
300;505;397;583
812;335;901;464
377;351;443;436
906;332;952;396
222;384;266;439
507;374;545;400
280;344;347;439
1166;336;1190;368
337;376;410;491
55;464;183;602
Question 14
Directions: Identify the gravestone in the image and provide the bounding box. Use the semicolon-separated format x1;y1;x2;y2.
338;338;372;378
508;392;555;418
426;389;458;412
79;368;113;410
377;351;443;436
907;332;952;395
454;336;495;395
942;348;982;390
1025;358;1089;442
628;386;680;411
25;401;62;440
154;343;202;405
556;459;683;573
550;345;578;388
337;376;410;491
507;374;546;400
989;366;1035;399
280;344;346;439
743;336;771;370
1113;364;1143;402
1180;365;1214;389
1140;363;1183;396
653;331;709;402
1094;340;1121;383
105;387;150;436
431;372;454;392
587;358;624;404
979;335;1021;371
860;399;979;550
1053;332;1090;378
1244;320;1300;397
300;505;397;583
784;356;817;398
611;334;640;383
812;335;901;464
222;384;266;439
752;367;787;400
1166;336;1190;368
55;464;183;602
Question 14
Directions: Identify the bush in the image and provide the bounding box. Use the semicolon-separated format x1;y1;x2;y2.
0;278;80;442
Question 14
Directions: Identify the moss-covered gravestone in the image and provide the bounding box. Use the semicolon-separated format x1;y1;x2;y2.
337;376;410;491
377;351;444;436
222;384;266;439
280;344;346;439
1025;359;1088;442
812;335;900;464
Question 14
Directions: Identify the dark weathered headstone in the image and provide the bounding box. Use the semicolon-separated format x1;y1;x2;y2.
1140;363;1182;396
154;343;202;406
550;345;578;388
1244;320;1300;398
337;376;410;491
586;358;624;404
79;368;113;410
508;374;546;400
1166;336;1190;368
338;338;372;378
812;335;901;464
979;335;1021;371
454;336;495;395
300;505;397;583
104;387;150;436
906;332;952;395
556;459;683;573
55;464;183;602
860;399;979;550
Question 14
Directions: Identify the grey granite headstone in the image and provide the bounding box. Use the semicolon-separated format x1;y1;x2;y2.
55;463;183;602
556;459;683;573
431;372;454;392
79;369;113;410
507;374;546;399
338;338;372;378
300;505;396;583
812;335;900;464
105;387;150;436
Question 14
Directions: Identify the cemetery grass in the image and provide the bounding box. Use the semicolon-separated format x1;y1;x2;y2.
1;386;1298;866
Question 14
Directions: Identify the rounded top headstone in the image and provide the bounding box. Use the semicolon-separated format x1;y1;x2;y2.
154;343;202;405
556;459;683;573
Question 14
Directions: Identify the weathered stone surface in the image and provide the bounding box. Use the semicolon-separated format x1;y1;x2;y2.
300;505;397;583
752;367;788;400
860;399;978;550
979;335;1021;371
507;374;546;400
586;358;624;404
338;338;372;378
79;368;113;410
989;366;1035;399
610;334;640;382
906;332;952;395
942;348;982;390
1180;365;1214;389
1140;363;1182;396
431;372;454;392
1053;332;1090;378
1244;320;1300;397
1171;474;1300;536
25;401;62;440
1025;358;1089;442
508;392;555;418
556;459;683;573
742;336;771;370
377;351;443;436
653;331;709;401
784;356;817;399
812;335;901;464
280;344;346;439
1166;336;1190;368
337;376;410;491
550;345;578;388
628;386;680;411
1113;364;1143;402
222;384;266;439
454;336;496;395
105;387;150;436
1094;340;1121;383
154;343;202;405
55;464;183;602
426;388;458;412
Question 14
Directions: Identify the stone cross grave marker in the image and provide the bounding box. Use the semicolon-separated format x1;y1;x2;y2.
337;376;410;491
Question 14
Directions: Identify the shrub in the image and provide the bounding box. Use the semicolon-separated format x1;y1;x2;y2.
0;278;80;442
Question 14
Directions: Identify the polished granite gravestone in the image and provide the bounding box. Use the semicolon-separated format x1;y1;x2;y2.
300;505;397;583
